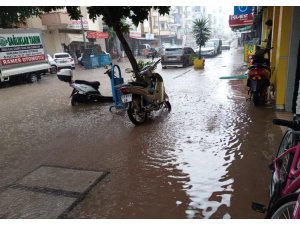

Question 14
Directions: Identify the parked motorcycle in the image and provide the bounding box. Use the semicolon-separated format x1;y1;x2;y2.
57;69;113;105
245;46;272;106
117;59;171;125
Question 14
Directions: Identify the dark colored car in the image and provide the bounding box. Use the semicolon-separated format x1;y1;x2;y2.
161;47;195;68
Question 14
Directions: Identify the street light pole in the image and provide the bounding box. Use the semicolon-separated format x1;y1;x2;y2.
158;12;161;46
80;16;87;49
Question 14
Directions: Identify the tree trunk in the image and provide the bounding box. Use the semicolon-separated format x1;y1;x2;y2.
199;46;202;59
105;7;140;79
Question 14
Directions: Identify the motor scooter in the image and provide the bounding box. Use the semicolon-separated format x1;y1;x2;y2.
117;59;171;125
57;69;113;106
245;46;272;106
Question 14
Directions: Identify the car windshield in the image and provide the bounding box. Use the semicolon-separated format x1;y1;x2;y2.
165;48;183;55
223;41;230;45
205;42;215;48
54;54;70;59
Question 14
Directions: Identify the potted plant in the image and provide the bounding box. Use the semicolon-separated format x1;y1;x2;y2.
192;18;211;69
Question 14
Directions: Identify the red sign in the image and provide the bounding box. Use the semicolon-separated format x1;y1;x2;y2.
0;54;45;66
229;13;253;28
86;32;109;39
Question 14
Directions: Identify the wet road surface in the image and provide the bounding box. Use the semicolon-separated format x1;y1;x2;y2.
0;48;284;218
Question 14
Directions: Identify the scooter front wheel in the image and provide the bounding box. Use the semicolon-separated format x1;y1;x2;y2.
164;101;171;112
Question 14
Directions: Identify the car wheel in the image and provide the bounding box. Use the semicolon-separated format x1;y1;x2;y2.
28;74;38;83
50;65;57;74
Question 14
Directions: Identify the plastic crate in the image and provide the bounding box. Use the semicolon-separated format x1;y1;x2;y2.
83;56;99;69
97;54;111;67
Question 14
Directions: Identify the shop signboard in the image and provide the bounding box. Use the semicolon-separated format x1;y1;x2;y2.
67;19;89;30
229;14;254;28
234;6;253;15
129;31;141;39
0;33;45;66
86;31;109;39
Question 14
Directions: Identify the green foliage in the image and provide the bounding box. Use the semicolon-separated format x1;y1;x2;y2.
137;60;154;70
86;7;170;28
192;18;211;59
189;54;198;63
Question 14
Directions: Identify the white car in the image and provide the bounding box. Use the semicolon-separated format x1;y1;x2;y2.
200;41;218;57
53;53;75;70
47;54;57;74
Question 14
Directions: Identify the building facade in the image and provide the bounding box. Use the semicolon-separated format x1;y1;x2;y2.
254;6;300;112
22;7;106;59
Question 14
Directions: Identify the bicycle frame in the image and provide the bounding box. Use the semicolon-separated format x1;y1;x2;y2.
274;143;300;196
293;193;300;218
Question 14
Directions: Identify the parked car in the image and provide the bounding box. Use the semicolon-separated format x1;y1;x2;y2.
209;39;222;54
200;41;218;57
161;47;195;68
139;44;151;56
221;40;231;50
53;52;75;70
47;54;58;74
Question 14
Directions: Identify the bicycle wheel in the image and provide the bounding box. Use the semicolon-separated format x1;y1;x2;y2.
276;129;298;157
266;193;298;219
269;151;294;202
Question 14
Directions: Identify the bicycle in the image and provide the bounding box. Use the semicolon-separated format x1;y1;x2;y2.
252;118;300;218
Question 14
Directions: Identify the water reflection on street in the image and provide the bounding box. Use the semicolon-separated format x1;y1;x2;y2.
0;48;282;218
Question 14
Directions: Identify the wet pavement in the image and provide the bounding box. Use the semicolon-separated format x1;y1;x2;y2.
0;47;284;218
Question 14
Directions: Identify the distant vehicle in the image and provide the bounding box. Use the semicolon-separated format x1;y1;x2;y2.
47;54;57;74
209;39;222;54
221;40;231;50
53;53;75;70
200;42;218;57
139;44;151;56
0;28;50;84
161;47;195;68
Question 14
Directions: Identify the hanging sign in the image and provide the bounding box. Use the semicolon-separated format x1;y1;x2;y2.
86;32;109;39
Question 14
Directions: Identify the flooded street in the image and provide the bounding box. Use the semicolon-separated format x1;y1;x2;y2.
0;48;283;218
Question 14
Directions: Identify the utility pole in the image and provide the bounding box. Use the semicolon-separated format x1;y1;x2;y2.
80;16;87;49
158;12;161;46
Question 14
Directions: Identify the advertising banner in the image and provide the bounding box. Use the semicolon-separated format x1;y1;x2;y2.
229;14;254;28
86;31;109;39
0;33;45;66
67;19;89;30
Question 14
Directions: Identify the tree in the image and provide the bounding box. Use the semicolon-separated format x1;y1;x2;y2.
85;7;170;77
192;18;211;59
0;6;170;79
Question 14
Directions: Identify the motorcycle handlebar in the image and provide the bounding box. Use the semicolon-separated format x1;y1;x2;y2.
273;119;300;130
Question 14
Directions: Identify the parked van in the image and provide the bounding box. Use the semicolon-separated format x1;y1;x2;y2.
0;28;50;83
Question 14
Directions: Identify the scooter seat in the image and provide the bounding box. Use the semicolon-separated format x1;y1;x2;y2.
74;80;100;90
129;81;148;88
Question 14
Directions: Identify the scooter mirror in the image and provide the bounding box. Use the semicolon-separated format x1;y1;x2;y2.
125;68;133;73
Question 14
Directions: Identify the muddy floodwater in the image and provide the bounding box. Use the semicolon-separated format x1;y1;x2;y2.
0;48;283;218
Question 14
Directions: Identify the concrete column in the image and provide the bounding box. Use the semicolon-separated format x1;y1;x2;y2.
270;7;280;85
275;7;293;110
261;8;269;46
